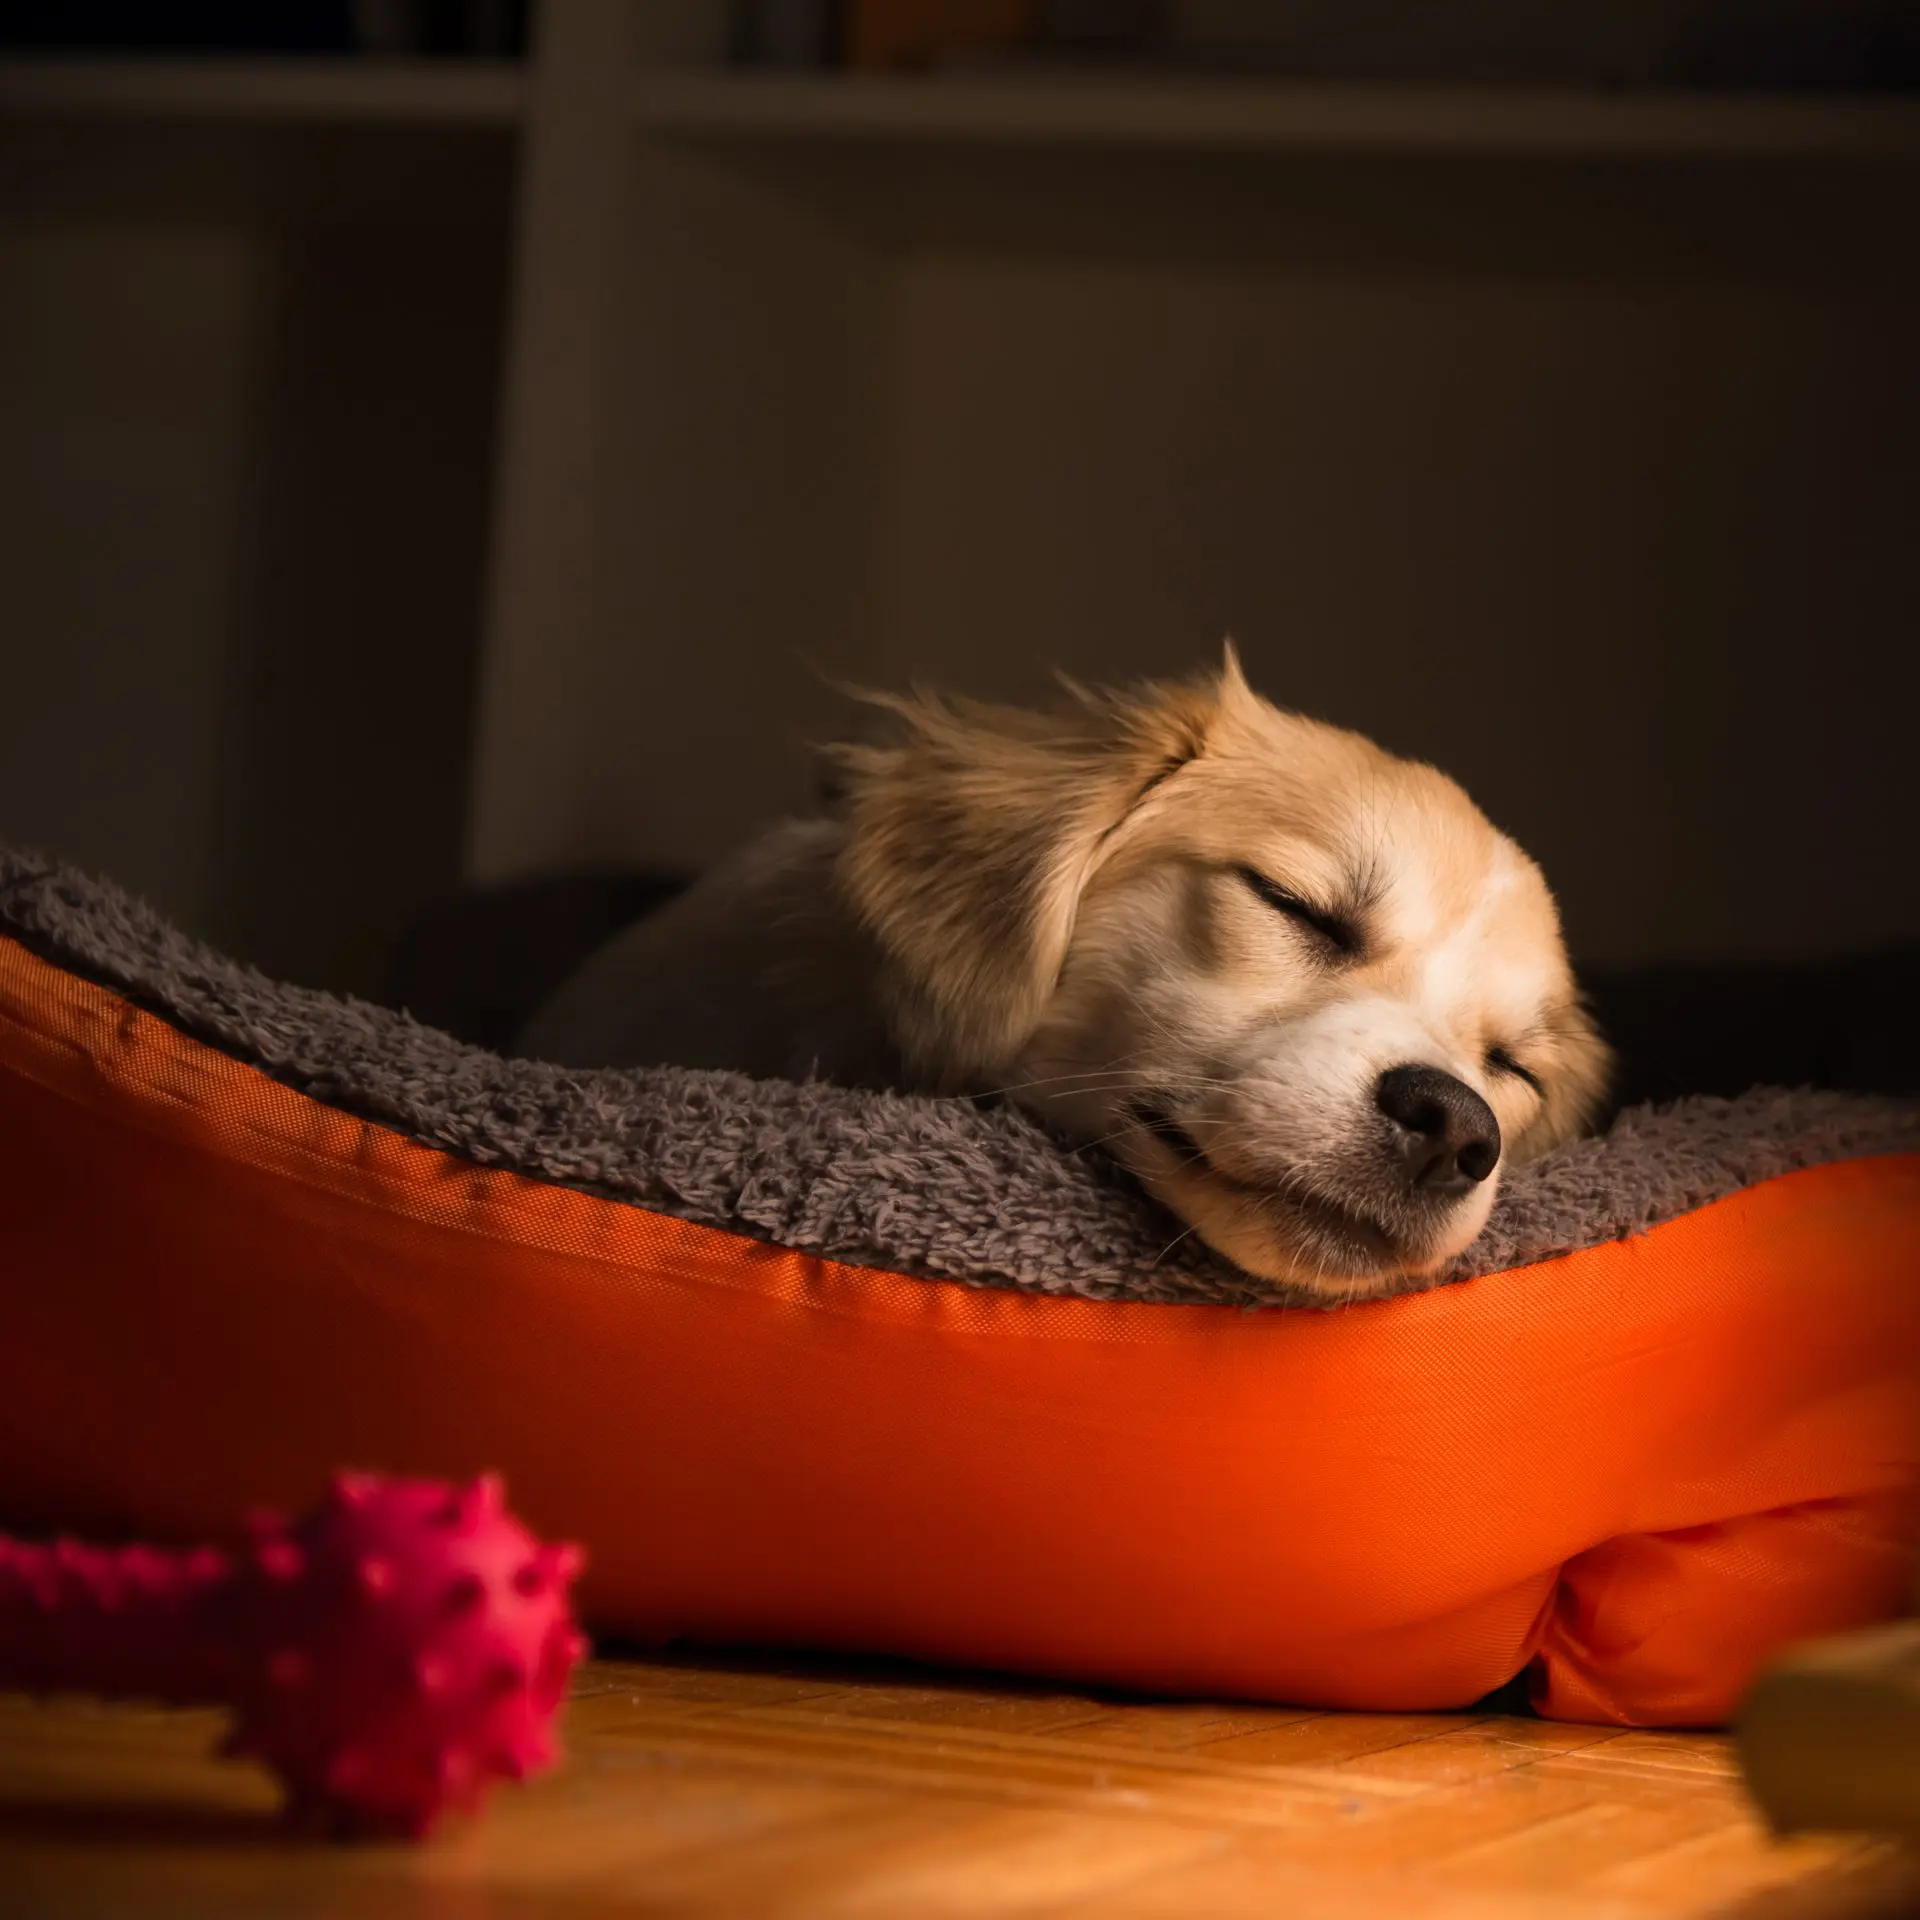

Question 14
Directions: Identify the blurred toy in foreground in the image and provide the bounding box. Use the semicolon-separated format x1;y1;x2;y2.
0;1472;586;1838
1739;1616;1920;1843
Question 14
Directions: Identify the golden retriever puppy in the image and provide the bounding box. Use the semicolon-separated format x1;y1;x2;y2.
521;652;1611;1297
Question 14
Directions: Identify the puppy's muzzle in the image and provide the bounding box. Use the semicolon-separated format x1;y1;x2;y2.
1374;1065;1501;1198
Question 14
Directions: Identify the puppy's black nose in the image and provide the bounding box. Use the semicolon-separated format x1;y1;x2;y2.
1374;1066;1501;1195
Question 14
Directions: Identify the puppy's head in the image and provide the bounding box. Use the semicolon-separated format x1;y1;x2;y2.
833;652;1611;1298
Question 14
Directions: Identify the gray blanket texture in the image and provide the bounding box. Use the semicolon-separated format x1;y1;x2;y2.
3;848;1915;1309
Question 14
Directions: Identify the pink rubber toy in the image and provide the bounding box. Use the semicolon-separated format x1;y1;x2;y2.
0;1472;587;1837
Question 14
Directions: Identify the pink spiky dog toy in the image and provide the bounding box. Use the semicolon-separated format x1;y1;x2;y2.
0;1472;587;1837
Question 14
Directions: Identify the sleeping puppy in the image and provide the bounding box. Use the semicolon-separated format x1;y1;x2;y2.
520;652;1611;1298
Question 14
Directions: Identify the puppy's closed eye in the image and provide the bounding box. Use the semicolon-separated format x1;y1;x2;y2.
1234;866;1362;959
1484;1045;1544;1096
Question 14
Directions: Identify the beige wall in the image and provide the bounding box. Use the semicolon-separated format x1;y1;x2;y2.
1;208;260;947
868;242;1918;969
470;136;1917;972
4;100;1912;989
0;122;511;994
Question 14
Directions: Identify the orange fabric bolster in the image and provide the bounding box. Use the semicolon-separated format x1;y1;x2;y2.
1;935;1916;1724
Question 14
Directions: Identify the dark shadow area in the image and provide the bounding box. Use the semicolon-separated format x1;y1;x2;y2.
385;869;692;1056
1588;947;1920;1108
208;133;513;998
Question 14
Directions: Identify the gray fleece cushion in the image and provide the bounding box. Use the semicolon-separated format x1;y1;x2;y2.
3;847;1916;1309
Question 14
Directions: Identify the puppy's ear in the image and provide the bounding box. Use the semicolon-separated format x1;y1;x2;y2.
831;671;1221;1087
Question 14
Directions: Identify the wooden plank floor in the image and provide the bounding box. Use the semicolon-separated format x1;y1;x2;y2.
1;1651;1915;1918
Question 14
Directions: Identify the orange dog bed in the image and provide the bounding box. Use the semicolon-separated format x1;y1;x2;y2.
3;851;1919;1727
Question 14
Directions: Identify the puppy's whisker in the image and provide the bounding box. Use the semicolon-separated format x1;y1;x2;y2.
971;1065;1171;1100
1072;1114;1171;1156
977;1065;1241;1102
1148;1220;1202;1268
